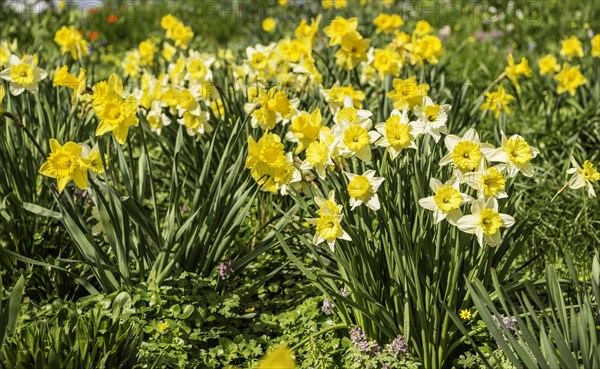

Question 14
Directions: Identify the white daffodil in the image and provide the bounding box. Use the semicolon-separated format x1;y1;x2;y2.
412;96;451;142
375;109;419;160
333;97;373;126
177;110;213;137
185;50;214;83
457;198;515;247
0;55;47;95
306;204;351;252
300;132;335;180
319;82;364;114
315;190;343;215
331;101;380;163
146;100;171;135
439;128;495;181
464;166;508;200
484;132;539;177
566;157;600;198
418;177;472;225
345;170;385;211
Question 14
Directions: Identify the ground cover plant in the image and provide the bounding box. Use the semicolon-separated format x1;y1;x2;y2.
0;0;599;368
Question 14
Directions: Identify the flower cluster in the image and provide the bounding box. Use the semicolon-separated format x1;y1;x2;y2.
420;128;539;247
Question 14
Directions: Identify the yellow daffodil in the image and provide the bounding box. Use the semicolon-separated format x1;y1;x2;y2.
53;65;87;103
413;20;432;36
178;111;212;137
405;35;444;67
39;139;89;193
54;25;89;60
294;16;321;42
538;54;560;76
372;46;402;79
246;132;300;194
258;346;295;368
145;101;171;135
560;35;584;59
138;39;157;66
245;86;293;130
306;202;351;251
464;167;507;200
504;54;531;90
320;83;365;113
93;74;139;145
480;86;514;117
554;63;587;96
324;16;358;46
315;191;343;216
331;104;379;162
286;108;323;153
334;31;370;70
387;76;429;111
373;13;404;34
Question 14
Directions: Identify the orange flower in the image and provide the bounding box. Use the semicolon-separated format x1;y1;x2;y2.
88;31;99;41
106;14;117;24
88;7;98;15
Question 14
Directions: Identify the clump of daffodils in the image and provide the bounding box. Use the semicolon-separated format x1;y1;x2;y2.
419;128;538;247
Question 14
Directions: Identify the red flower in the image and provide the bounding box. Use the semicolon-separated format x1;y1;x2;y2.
88;31;99;41
106;14;117;24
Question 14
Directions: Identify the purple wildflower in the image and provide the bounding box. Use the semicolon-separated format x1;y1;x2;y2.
321;298;335;315
218;259;234;280
386;335;409;358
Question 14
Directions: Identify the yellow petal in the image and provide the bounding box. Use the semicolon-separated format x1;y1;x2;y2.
108;73;123;96
63;141;82;156
49;138;61;153
72;165;88;189
57;176;70;193
53;65;79;89
39;161;54;177
257;346;296;369
113;125;129;145
96;121;115;136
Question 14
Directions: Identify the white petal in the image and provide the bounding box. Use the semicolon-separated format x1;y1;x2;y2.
430;178;443;192
500;213;515;227
366;195;380;211
419;196;437;211
446;209;463;225
444;134;462;151
433;209;447;223
457;215;480;234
